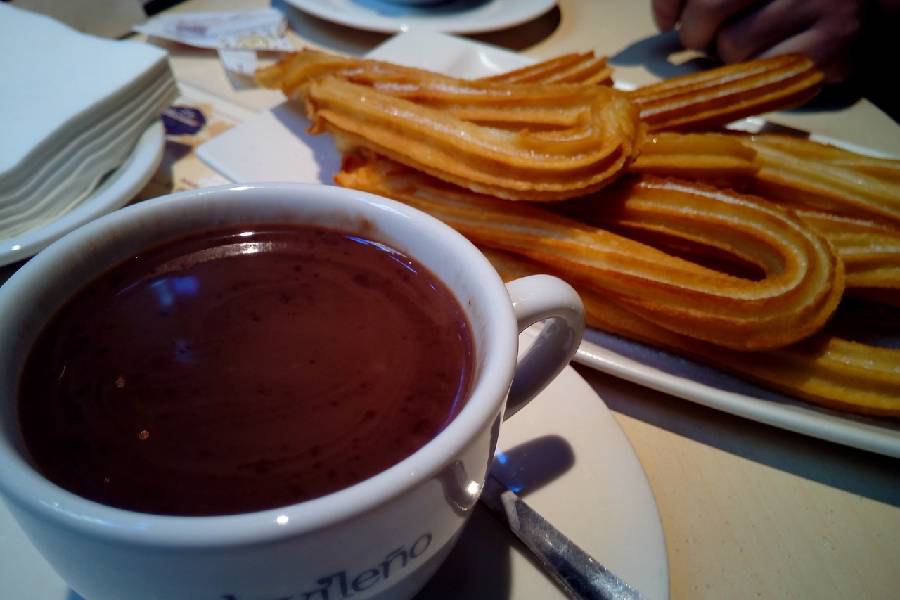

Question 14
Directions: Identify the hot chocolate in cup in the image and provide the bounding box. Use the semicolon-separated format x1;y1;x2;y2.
0;183;583;600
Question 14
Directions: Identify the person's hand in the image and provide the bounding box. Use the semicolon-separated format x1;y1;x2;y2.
651;0;866;83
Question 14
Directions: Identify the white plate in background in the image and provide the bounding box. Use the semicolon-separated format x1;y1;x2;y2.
198;30;900;457
0;362;669;600
283;0;556;34
0;122;164;267
575;331;900;458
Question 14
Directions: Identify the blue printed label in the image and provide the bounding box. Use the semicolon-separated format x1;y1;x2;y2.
221;532;432;600
162;106;207;135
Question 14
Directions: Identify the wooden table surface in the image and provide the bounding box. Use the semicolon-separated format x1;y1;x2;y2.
133;2;900;599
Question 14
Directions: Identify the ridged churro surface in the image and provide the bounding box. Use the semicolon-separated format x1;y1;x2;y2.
795;209;900;303
261;49;643;201
485;248;900;417
629;54;823;131
479;52;613;85
629;132;758;182
337;153;844;351
745;135;900;226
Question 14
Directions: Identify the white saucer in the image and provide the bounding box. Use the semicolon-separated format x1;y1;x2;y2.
0;121;164;267
282;0;556;34
0;361;668;600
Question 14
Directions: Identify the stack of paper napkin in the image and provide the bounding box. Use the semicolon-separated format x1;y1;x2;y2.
0;3;177;243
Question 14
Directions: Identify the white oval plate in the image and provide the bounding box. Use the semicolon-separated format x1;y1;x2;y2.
0;362;669;600
575;331;900;459
0;122;164;267
283;0;556;34
196;30;900;458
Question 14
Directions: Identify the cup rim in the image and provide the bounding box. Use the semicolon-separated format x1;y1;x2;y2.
0;182;518;547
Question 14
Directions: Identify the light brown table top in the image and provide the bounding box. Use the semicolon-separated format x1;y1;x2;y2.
134;1;900;599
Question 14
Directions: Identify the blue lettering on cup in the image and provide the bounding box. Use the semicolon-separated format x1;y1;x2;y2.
221;532;433;600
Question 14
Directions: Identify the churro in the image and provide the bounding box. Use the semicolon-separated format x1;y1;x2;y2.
794;209;900;302
628;132;758;182
478;52;613;85
258;48;643;200
745;134;900;226
337;153;844;350
629;54;823;131
484;247;900;417
260;48;612;130
259;48;898;418
306;76;641;201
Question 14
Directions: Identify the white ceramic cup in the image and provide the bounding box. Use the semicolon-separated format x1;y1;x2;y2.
0;183;584;600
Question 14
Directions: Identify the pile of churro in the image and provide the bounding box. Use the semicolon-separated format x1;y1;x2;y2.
258;49;900;417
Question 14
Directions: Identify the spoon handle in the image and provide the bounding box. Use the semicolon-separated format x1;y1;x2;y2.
481;474;647;600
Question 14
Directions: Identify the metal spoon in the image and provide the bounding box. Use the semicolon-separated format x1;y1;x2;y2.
479;471;648;600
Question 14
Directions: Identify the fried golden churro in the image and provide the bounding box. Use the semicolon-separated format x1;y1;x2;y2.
338;154;843;350
744;135;900;226
258;48;612;92
257;48;407;94
567;175;844;348
629;54;823;131
478;52;613;85
260;48;614;131
794;209;900;302
484;247;900;417
306;76;641;201
749;134;900;180
259;49;642;200
628;132;758;181
261;48;898;417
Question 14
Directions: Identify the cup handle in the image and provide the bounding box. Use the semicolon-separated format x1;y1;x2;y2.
503;275;585;420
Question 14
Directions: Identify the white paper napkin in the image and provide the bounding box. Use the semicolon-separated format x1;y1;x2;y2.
0;3;172;178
